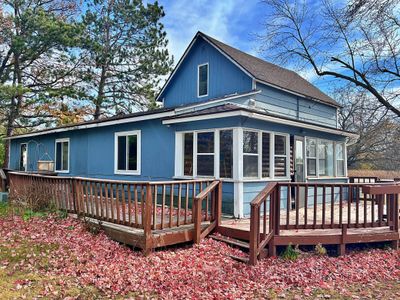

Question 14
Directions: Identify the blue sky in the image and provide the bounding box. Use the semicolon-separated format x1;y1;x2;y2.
159;0;335;95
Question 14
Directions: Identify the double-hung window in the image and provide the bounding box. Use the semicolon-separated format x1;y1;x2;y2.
243;131;259;178
115;130;141;175
318;140;334;177
219;130;233;178
55;138;69;173
336;143;345;177
306;138;317;176
196;131;214;176
198;63;208;97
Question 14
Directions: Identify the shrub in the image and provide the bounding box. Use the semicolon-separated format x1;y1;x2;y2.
281;243;300;261
315;243;327;256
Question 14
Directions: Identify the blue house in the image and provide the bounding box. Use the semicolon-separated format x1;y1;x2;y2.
7;32;357;217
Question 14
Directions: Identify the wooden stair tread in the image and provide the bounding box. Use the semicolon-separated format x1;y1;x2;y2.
210;234;250;249
228;255;249;263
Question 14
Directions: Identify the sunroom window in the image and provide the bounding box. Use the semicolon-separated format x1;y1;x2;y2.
183;133;193;176
274;135;287;177
306;138;317;176
55;138;69;172
306;138;345;178
115;131;141;175
243;131;259;178
197;132;214;176
220;130;233;178
198;63;208;97
336;143;345;176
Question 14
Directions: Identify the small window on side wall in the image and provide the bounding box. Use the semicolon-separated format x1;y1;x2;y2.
198;63;208;97
55;138;69;172
115;131;141;175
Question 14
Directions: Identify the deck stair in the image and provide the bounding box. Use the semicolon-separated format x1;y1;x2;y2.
209;234;250;250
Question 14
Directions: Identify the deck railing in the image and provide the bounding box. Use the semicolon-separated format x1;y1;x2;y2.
8;172;222;253
249;181;400;265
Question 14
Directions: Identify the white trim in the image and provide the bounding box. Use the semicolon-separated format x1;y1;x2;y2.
163;110;358;138
197;63;209;98
19;143;28;172
114;130;141;175
174;132;183;177
7;111;174;140
55;138;70;173
234;181;244;218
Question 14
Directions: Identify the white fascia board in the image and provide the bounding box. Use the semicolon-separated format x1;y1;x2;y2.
174;90;261;114
7;111;175;140
163;110;358;138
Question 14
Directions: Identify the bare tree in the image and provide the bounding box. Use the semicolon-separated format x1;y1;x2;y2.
259;0;400;117
337;85;400;169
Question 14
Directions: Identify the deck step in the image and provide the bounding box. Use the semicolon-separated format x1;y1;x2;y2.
209;234;250;249
229;254;249;263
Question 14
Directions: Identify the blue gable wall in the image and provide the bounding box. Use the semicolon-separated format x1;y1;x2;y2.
160;37;253;107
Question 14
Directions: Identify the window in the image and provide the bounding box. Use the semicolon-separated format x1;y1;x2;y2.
19;143;27;171
318;141;334;177
197;131;214;176
306;138;317;176
115;131;141;175
243;131;259;178
55;138;69;173
184;133;193;176
198;63;208;97
274;135;287;177
220;130;233;178
336;143;345;176
306;138;346;178
261;133;270;177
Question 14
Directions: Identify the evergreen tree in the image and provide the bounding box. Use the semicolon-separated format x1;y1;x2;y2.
81;0;173;119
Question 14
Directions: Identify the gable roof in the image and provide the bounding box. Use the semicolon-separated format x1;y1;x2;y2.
157;31;340;107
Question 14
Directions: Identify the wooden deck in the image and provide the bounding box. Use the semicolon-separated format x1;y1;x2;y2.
6;172;400;265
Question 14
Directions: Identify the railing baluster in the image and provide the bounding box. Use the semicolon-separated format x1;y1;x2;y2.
161;184;166;229
304;185;308;227
177;184;182;226
169;184;174;228
313;186;317;229
185;183;189;224
121;183;126;225
127;184;132;226
331;185;334;228
339;185;343;226
134;185;138;225
322;186;326;229
286;184;290;229
153;184;157;229
295;184;299;229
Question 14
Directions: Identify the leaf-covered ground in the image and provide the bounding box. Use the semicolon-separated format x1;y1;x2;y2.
1;213;400;299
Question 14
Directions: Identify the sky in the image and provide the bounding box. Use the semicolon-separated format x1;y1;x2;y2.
158;0;336;95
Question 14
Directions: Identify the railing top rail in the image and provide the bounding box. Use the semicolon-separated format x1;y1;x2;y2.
251;182;278;207
7;171;215;185
195;180;220;201
277;181;400;188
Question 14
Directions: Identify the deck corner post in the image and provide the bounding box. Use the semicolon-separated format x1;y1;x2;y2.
71;179;78;214
143;184;153;254
339;224;347;256
249;204;259;266
193;197;202;244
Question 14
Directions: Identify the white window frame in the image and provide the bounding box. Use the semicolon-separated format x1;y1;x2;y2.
273;133;290;179
197;63;209;98
242;129;259;179
305;137;347;179
335;142;346;177
242;128;290;180
175;127;235;179
305;137;318;178
20;143;28;172
114;130;141;175
55;138;70;173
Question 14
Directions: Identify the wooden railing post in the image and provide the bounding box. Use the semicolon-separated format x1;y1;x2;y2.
143;184;153;255
193;196;202;244
249;203;260;265
216;181;222;228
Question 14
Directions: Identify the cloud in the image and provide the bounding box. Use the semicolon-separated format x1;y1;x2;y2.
160;0;262;64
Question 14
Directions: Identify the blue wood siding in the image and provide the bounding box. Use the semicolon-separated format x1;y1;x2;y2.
254;82;338;128
161;37;253;107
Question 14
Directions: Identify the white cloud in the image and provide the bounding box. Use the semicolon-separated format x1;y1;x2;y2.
160;0;260;64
